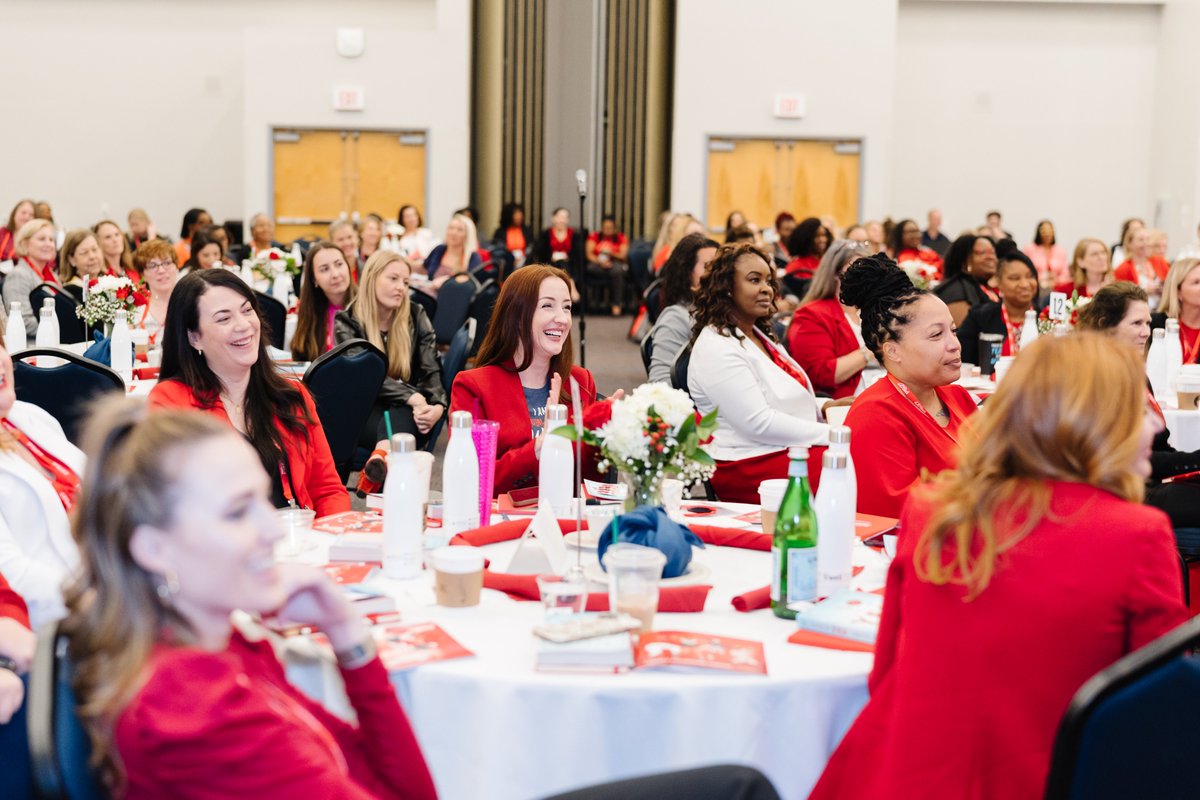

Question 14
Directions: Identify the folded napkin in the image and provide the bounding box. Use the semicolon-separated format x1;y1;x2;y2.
788;629;875;653
450;518;580;547
731;586;771;612
596;506;704;579
481;570;710;612
690;525;770;552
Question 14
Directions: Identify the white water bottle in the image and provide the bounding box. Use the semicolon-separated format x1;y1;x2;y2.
538;404;574;517
383;434;426;580
1166;318;1184;394
272;271;292;305
442;410;480;537
815;451;856;598
5;302;26;352
41;298;59;346
1018;309;1038;351
827;425;856;493
35;301;61;367
110;310;133;383
289;242;303;267
1148;328;1169;402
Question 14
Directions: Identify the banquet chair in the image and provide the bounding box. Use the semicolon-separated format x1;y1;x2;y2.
541;764;781;800
13;349;124;444
468;278;498;357
1043;615;1200;800
409;288;437;327
433;274;479;347
302;338;387;482
424;318;476;452
1174;529;1200;606
27;619;106;800
253;290;287;350
671;340;694;397
639;326;656;376
30;283;88;344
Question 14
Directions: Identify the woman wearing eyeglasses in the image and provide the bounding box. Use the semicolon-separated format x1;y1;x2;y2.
786;240;884;399
132;240;181;348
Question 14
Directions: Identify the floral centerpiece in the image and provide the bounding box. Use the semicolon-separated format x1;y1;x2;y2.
75;275;148;328
553;383;718;510
245;247;299;282
898;258;939;290
1037;290;1091;335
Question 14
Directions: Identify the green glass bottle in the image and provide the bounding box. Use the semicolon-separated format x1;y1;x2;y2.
771;446;819;619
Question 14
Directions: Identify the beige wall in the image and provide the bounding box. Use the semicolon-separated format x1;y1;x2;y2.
1;0;469;238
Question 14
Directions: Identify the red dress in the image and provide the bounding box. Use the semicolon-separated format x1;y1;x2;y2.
115;632;437;800
147;380;351;518
845;377;977;516
787;298;862;399
450;363;599;496
810;481;1187;800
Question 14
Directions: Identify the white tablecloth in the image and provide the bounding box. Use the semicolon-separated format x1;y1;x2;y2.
283;507;883;800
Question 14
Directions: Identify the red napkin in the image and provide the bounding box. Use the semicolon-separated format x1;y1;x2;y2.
787;629;874;653
449;518;581;547
481;570;711;612
689;525;770;551
731;586;771;612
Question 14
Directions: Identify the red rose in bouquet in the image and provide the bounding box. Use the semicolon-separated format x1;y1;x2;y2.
583;397;614;431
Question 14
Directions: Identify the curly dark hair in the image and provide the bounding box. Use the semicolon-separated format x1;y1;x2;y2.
1076;282;1149;333
839;253;928;360
660;232;720;308
942;233;996;280
786;217;830;259
691;243;780;342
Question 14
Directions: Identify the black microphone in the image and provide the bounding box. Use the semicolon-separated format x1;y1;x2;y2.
575;169;587;197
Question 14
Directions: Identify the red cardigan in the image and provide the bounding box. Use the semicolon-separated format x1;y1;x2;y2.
787;298;861;399
116;632;437;800
811;482;1187;800
845;377;977;517
1114;256;1170;285
148;379;351;518
0;573;29;629
450;363;598;496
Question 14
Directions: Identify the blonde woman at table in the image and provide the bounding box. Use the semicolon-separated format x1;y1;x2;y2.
57;229;105;302
290;241;357;362
840;255;978;517
148;270;350;517
688;243;835;504
93;219;138;282
60;399;436;800
132;239;180;350
1053;237;1113;299
811;334;1187;800
2;219;60;339
1079;282;1200;536
1150;257;1200;365
0;340;84;630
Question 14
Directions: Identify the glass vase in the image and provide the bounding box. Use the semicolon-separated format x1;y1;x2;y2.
621;470;664;512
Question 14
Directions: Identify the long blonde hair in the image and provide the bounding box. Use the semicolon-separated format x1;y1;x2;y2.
915;333;1148;599
61;399;233;791
1068;237;1112;288
1156;257;1200;317
352;250;413;380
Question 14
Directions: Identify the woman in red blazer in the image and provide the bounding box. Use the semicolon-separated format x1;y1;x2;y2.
148;269;350;518
786;240;879;398
839;256;978;517
451;264;606;497
811;333;1186;800
60;399;435;799
1114;226;1170;303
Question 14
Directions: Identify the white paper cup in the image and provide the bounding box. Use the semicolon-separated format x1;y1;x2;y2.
758;478;789;534
431;547;484;607
825;405;851;428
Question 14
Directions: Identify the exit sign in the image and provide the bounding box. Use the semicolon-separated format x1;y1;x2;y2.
773;93;805;119
333;85;366;112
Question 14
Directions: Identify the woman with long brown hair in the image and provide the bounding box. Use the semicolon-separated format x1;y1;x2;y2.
1054;237;1113;298
450;264;606;496
92;219;137;282
60;398;436;798
290;241;356;362
811;333;1186;800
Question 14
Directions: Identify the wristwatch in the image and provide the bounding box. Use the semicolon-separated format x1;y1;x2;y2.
0;654;18;674
334;637;378;670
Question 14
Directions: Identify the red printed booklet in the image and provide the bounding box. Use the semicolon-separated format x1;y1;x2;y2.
314;511;384;534
375;623;474;671
537;628;767;674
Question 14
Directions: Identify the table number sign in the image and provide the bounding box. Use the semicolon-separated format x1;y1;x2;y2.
1048;291;1069;321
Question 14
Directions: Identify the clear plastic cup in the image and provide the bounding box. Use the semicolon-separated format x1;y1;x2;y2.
536;574;588;621
602;543;667;634
275;507;316;557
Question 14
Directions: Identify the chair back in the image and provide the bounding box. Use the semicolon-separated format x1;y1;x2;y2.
1044;615;1200;800
409;288;437;325
30;284;88;345
468;278;499;356
424;319;477;451
27;619;107;800
432;274;479;346
671;340;694;397
253;290;287;350
13;349;125;443
302;338;387;481
640;325;656;375
643;278;664;325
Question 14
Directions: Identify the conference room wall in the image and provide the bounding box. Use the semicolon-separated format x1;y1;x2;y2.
1;0;470;239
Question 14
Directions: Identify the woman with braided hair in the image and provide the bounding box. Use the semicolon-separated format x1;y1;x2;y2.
840;255;978;516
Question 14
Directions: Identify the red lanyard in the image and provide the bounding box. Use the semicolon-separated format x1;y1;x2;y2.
977;278;999;303
887;374;958;444
23;257;57;285
1147;390;1166;427
139;303;161;346
2;419;81;511
999;305;1023;355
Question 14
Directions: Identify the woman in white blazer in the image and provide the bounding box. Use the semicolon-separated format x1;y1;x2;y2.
689;243;841;503
0;343;84;629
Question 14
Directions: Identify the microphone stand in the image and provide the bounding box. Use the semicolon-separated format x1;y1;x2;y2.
576;188;588;367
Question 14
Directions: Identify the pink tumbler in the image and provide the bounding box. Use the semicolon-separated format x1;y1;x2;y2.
472;420;500;527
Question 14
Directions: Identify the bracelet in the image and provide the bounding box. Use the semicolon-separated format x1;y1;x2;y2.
334;636;378;670
0;654;18;674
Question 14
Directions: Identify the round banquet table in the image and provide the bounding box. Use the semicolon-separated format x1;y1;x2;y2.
1163;407;1200;452
281;505;885;800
